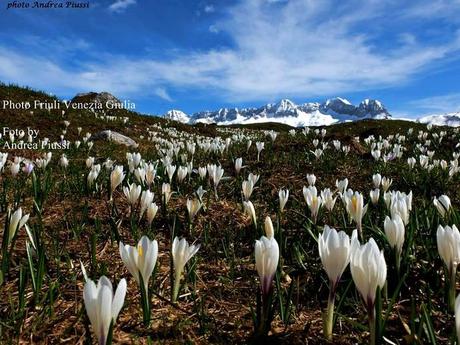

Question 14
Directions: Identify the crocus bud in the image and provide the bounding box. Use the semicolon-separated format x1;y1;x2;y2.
264;216;274;239
255;236;279;296
307;174;316;186
235;157;243;175
110;165;125;195
147;202;159;225
59;155;69;168
384;214;405;255
350;237;387;309
318;226;355;288
437;225;460;274
434;195;451;218
162;183;173;205
139;190;154;219
372;174;382;189
370;189;380;205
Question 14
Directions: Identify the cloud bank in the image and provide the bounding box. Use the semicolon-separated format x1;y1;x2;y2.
1;0;460;105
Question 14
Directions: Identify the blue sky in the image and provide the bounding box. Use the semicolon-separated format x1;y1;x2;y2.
1;0;460;118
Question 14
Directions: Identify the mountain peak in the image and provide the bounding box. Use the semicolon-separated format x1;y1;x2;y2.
357;99;389;118
164;109;190;123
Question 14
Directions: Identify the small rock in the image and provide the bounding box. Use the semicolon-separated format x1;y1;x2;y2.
89;130;138;148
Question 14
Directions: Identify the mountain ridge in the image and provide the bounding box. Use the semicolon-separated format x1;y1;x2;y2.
163;97;391;127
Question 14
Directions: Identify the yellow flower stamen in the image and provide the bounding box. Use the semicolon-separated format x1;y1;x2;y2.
351;196;357;211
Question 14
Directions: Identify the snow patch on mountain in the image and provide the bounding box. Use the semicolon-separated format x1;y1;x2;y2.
418;112;460;127
164;109;190;123
183;97;391;126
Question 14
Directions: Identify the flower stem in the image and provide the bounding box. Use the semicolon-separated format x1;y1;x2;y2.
368;305;376;345
139;274;151;326
449;265;457;312
172;270;182;303
323;284;335;341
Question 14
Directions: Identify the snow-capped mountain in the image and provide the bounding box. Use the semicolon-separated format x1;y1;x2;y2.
418;112;460;127
163;97;391;127
164;109;190;123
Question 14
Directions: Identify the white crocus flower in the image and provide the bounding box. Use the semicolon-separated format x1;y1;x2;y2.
278;189;289;212
303;186;321;223
139;190;154;219
198;166;207;180
162;183;173;205
195;186;206;201
384;214;405;268
83;276;126;345
186;198;202;222
248;173;260;186
176;166;188;184
350;237;387;310
256;142;265;161
147;202;159;225
110;165;125;197
243;200;257;227
86;156;95;169
119;236;158;291
381;177;393;192
437;225;460;276
321;188;337;212
336;178;348;194
242;180;254;201
123;183;141;207
60;154;69;169
8;208;30;245
319;226;355;288
235;157;243;175
166;164;176;182
345;192;368;238
437;224;460;310
171;237;200;302
134;167;146;185
319;226;357;339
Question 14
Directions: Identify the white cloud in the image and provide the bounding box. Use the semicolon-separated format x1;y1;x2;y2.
108;0;136;13
1;0;460;103
208;25;219;33
204;4;215;13
154;87;173;101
